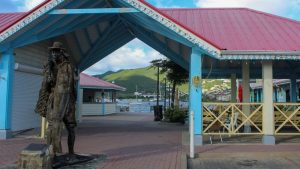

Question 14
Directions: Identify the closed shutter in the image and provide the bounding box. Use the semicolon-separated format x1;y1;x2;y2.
11;71;43;131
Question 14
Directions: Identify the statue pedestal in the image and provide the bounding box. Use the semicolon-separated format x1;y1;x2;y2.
19;144;53;169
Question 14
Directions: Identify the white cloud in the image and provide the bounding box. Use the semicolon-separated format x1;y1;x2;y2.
17;0;44;11
195;0;300;17
83;39;165;75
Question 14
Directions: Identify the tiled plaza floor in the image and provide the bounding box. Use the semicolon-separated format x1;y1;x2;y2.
0;113;184;169
1;112;300;169
188;150;300;169
187;135;300;169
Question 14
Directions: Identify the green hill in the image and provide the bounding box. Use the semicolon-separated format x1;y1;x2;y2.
94;66;229;98
97;67;164;98
93;70;123;79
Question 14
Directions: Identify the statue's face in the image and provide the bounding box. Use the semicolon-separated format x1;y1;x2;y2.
51;49;62;62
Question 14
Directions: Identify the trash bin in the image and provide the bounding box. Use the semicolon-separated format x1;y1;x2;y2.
154;105;163;121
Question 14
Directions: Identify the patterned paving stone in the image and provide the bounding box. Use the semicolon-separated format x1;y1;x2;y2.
0;113;184;169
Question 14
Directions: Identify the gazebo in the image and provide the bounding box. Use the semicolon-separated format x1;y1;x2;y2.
0;0;300;146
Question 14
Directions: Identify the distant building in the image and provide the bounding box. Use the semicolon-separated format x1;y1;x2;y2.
204;85;231;102
204;79;300;103
250;79;300;103
79;73;125;117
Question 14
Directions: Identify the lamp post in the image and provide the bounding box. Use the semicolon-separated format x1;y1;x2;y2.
168;82;171;108
154;63;160;121
164;78;167;113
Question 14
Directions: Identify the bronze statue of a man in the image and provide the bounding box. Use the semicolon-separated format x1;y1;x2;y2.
35;42;77;156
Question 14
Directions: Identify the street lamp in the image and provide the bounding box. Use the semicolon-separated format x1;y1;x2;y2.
164;78;167;113
154;63;161;121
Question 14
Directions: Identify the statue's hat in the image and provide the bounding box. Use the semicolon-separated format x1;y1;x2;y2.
49;41;65;50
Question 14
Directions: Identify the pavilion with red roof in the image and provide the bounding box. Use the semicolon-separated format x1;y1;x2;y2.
80;73;125;91
79;73;125;117
1;0;300;146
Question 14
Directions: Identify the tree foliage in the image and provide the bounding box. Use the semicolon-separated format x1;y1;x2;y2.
159;59;188;85
151;59;188;107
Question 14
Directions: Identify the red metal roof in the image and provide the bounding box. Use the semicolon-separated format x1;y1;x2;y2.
80;73;125;91
0;0;50;34
0;13;26;33
139;0;222;50
1;0;300;51
160;8;300;51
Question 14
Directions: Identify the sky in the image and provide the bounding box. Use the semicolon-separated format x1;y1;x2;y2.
1;0;300;75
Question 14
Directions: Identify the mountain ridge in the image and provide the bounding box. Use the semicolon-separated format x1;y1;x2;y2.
93;66;230;98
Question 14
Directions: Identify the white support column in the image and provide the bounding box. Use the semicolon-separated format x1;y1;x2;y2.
102;90;105;115
290;77;297;102
242;61;251;133
231;74;237;102
76;71;82;123
262;61;275;145
274;87;278;102
77;89;83;123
